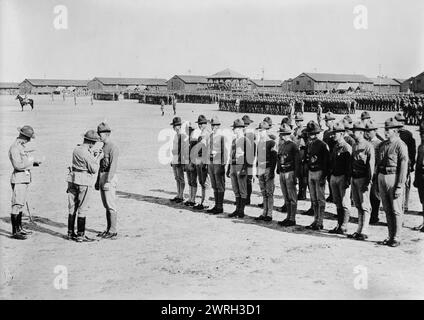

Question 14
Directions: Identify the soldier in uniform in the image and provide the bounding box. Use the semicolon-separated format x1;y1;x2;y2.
376;118;409;247
328;122;352;235
323;112;336;202
160;99;165;116
255;121;277;222
207;116;226;214
365;120;383;224
227;119;251;218
304;121;330;230
170;117;187;203
348;122;375;241
293;113;307;200
394;113;416;213
317;102;323;128
67;130;101;242
172;97;177;115
242;115;255;205
342;115;355;146
184;122;198;207
8;126;41;240
413;121;424;232
277;124;300;227
96;122;120;239
194;115;211;210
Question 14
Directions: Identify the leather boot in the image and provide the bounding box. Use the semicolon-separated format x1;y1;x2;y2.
67;214;77;240
76;217;95;242
214;191;224;214
238;198;246;218
228;197;240;217
207;191;219;213
246;179;252;205
17;212;32;235
11;214;27;240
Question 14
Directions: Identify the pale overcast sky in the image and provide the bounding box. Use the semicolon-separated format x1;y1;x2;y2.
1;0;423;82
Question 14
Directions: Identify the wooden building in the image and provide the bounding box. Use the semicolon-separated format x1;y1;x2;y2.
249;79;282;93
88;77;167;93
291;72;373;93
0;82;19;95
207;68;249;91
167;75;209;91
370;77;401;93
411;72;424;93
19;79;89;95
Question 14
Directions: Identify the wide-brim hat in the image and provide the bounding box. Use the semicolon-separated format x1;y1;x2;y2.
394;113;406;122
257;121;270;130
352;121;367;131
294;112;304;122
365;120;378;131
306;121;323;134
170;117;182;126
278;124;293;135
263;116;273;126
330;122;346;133
17;125;35;139
383;117;403;129
195;115;207;124
232;119;245;128
210;116;221;126
242;115;254;125
83;130;100;142
360;111;371;120
324;112;336;121
97;122;111;133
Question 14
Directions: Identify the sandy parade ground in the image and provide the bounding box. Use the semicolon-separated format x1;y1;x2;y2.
0;94;423;300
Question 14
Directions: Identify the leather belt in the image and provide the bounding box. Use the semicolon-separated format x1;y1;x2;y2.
378;167;396;175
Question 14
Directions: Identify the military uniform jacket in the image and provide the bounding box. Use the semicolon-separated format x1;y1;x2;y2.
351;139;375;180
330;140;352;178
9;139;34;184
209;129;227;165
306;138;330;175
171;133;188;165
416;144;424;180
399;129;416;171
67;144;99;186
277;140;300;176
375;137;408;188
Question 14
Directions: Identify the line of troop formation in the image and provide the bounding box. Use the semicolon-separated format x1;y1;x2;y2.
169;112;424;247
8;123;119;242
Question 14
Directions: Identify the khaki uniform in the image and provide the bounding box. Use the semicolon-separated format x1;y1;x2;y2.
376;138;408;242
257;140;277;218
195;126;211;206
415;143;424;207
9;139;34;214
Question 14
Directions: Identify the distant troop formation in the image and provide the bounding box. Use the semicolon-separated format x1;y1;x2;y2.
167;111;424;247
8;122;119;242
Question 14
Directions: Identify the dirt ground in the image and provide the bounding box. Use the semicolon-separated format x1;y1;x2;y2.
0;94;423;300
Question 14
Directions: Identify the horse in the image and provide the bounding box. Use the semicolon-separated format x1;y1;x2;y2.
16;94;34;111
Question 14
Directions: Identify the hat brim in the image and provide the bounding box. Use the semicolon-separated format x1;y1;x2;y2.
97;129;111;133
278;131;293;135
330;129;346;133
351;128;367;131
17;127;35;139
195;121;207;124
170;122;182;126
232;125;245;128
84;136;99;142
383;125;403;129
295;119;304;122
211;123;221;126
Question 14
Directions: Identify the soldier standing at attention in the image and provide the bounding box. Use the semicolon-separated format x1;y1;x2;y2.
194;115;211;210
227;119;251;218
317;102;323;128
328;122;352;235
255;121;277;222
160;99;165;116
96;122;120;240
293;113;307;200
413;121;424;232
277;124;300;227
184;122;198;207
8;126;42;240
376;118;408;247
394;113;416;213
170;117;187;203
304;121;330;230
242;115;255;205
323;112;336;203
67;130;101;242
207;116;226;214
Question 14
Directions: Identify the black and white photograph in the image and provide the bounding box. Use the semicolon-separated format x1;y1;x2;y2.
0;0;423;303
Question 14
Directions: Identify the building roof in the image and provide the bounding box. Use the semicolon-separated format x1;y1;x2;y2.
0;82;19;89
208;68;248;79
393;78;406;84
22;79;89;87
298;72;372;83
170;75;208;84
250;79;282;87
93;77;167;86
370;77;400;86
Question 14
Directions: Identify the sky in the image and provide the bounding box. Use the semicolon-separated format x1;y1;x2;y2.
1;0;423;82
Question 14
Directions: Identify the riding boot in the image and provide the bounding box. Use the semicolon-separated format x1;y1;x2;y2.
238;198;246;218
228;197;240;217
76;217;95;242
207;191;218;213
216;191;224;214
17;212;32;235
11;214;26;240
67;214;77;240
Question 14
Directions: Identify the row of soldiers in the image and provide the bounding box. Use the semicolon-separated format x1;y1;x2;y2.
169;112;424;247
8;123;119;242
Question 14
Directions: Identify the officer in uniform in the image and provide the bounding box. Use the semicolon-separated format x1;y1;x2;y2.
365;120;382;224
255;121;277;222
348;122;375;241
194;115;211;210
207;116;227;214
67;130;101;242
8;126;41;240
184;122;199;207
414;121;424;232
170;117;187;203
394;113;416;213
227;119;251;218
293;113;307;200
305;121;330;230
328;122;352;235
277;124;300;227
96;122;120;239
242;115;255;205
376;118;409;247
323;112;336;202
